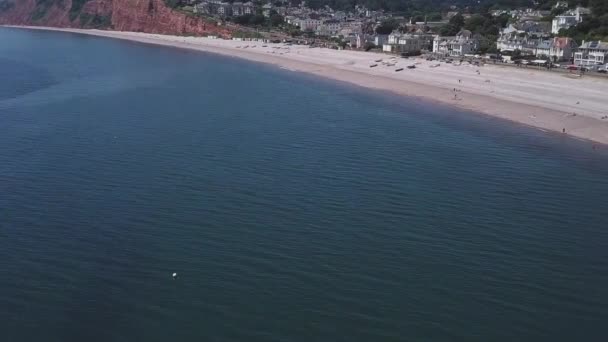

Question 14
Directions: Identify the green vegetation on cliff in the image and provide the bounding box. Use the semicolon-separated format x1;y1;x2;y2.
0;0;14;12
28;0;108;27
70;0;93;21
32;0;60;20
80;13;112;28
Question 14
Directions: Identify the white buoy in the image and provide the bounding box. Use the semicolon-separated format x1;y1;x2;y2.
172;272;177;279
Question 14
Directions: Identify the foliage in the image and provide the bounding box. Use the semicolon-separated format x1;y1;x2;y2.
557;0;608;43
268;10;285;27
31;0;60;20
363;41;375;51
439;13;465;36
463;13;508;36
375;19;398;35
232;13;266;26
69;0;93;21
0;0;14;12
164;0;187;9
231;10;284;28
232;30;264;38
80;13;112;28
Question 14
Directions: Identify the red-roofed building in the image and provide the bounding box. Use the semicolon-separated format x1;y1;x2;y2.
550;37;577;62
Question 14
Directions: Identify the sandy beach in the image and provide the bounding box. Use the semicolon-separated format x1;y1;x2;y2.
5;26;608;145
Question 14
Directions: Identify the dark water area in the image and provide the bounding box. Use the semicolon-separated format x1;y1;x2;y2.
1;28;608;342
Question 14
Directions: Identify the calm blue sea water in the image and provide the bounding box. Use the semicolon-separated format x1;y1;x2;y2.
1;28;608;342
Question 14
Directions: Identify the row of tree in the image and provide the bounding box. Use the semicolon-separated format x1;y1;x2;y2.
229;10;285;27
558;0;608;42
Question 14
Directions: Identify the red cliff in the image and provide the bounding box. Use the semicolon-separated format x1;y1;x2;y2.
0;0;232;36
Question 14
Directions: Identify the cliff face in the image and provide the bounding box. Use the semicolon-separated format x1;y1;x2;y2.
0;0;232;36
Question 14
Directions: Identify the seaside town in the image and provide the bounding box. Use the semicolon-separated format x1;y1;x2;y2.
169;0;608;73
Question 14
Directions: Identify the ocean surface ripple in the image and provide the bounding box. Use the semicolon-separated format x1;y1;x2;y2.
1;28;608;342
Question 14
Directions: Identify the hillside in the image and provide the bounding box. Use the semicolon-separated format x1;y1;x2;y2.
0;0;231;36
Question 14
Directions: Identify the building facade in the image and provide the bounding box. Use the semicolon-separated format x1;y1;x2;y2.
297;18;322;32
574;41;608;66
433;30;480;57
552;15;578;34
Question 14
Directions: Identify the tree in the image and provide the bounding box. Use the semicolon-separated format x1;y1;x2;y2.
439;24;460;36
269;12;284;27
449;13;465;29
364;42;376;51
590;0;608;16
249;14;266;25
512;49;522;59
375;19;398;35
439;13;465;36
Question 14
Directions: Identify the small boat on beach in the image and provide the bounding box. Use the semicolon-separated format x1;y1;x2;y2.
407;65;416;69
375;59;383;62
395;68;404;72
370;64;378;68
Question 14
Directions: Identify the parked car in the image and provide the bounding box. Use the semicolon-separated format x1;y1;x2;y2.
598;69;608;74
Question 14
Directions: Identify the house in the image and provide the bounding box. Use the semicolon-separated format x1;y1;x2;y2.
297;18;322;32
433;30;480;57
385;32;433;54
315;19;342;37
333;11;347;20
550;37;577;62
574;41;608;66
194;0;233;17
552;7;590;34
374;34;389;46
496;35;541;56
217;2;232;16
231;2;244;16
535;40;552;58
243;1;255;15
356;34;374;49
500;22;550;38
262;3;273;17
497;23;555;56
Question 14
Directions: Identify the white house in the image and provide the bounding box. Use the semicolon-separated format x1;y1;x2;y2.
262;3;273;17
386;32;433;54
355;34;374;49
574;41;608;66
315;20;342;36
552;7;590;34
374;34;389;46
552;15;578;34
243;1;255;15
433;30;480;57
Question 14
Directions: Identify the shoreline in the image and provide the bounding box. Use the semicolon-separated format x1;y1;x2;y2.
4;25;608;145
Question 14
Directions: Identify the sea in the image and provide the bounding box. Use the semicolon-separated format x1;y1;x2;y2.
1;28;608;342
